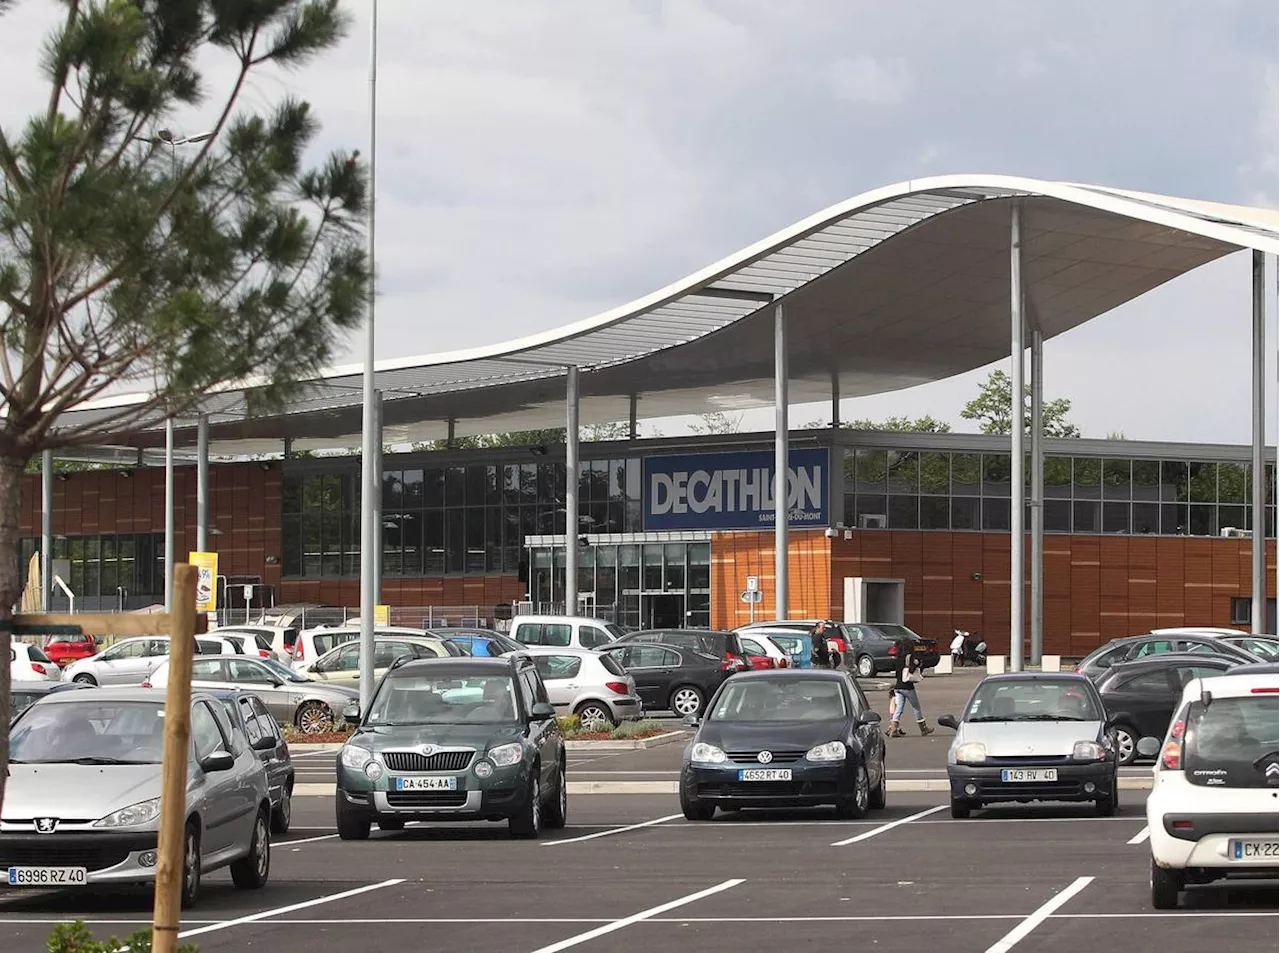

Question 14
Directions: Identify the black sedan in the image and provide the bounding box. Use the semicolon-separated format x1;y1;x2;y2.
599;642;731;718
679;669;886;820
1075;633;1256;681
212;688;297;834
1095;653;1238;764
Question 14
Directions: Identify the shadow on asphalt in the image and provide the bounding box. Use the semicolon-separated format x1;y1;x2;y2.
1178;880;1280;911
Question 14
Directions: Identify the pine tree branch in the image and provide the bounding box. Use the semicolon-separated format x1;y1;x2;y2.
45;0;82;126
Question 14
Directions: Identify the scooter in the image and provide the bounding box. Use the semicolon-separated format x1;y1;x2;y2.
964;634;987;666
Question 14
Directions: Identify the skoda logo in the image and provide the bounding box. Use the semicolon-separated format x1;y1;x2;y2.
419;744;437;758
757;751;773;764
34;818;58;834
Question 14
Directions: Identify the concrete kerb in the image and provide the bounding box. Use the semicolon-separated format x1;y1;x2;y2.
565;730;686;751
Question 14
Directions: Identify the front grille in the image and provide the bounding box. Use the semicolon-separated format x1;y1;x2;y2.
0;843;131;871
727;750;806;764
384;751;472;772
699;781;838;798
983;755;1073;767
978;781;1083;799
385;791;468;808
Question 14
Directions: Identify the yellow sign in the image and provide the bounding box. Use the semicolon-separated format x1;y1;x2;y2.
189;552;219;613
374;604;390;626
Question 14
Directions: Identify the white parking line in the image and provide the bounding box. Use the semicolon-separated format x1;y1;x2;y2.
280;833;340;847
542;813;683;846
177;879;404;939
830;805;946;846
527;878;744;953
1127;826;1150;845
982;876;1094;953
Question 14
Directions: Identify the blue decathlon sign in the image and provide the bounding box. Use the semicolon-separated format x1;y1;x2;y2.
642;448;830;531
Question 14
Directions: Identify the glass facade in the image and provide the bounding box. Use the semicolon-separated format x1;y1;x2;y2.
18;533;166;605
843;449;1275;537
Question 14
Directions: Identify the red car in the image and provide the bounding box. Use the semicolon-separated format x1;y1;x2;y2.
43;632;99;668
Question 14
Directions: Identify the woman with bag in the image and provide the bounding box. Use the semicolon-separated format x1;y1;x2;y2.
887;638;933;738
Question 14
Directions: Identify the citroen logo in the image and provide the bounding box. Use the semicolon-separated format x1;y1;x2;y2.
34;818;58;834
1266;762;1278;782
757;750;773;764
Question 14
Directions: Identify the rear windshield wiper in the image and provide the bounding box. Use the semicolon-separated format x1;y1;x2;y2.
40;757;152;765
1017;714;1092;722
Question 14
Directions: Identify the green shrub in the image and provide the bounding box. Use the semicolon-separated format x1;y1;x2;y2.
556;714;581;735
45;921;198;953
609;719;662;740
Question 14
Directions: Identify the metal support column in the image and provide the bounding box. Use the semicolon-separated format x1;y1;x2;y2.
373;392;384;605
446;418;456;449
358;0;379;711
164;417;175;611
628;395;638;441
565;368;580;614
1251;250;1266;633
40;450;53;611
1030;328;1044;664
774;301;789;620
1009;205;1026;672
831;372;840;428
196;414;209;553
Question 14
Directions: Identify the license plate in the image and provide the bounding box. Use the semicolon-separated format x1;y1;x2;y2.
738;769;792;782
1231;838;1279;860
1000;768;1058;783
395;776;458;791
7;867;87;887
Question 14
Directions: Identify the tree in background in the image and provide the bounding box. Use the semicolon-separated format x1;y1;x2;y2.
960;370;1081;437
411;421;633;452
690;411;744;435
804;415;952;433
0;0;367;812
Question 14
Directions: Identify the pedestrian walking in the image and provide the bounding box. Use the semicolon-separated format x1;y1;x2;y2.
887;638;933;738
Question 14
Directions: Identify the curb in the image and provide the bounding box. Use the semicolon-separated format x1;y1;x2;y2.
290;742;344;752
565;730;686;751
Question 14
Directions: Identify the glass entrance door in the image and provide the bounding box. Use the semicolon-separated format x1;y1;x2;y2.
641;592;685;629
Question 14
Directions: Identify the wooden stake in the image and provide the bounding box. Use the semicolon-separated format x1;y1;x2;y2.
152;564;198;953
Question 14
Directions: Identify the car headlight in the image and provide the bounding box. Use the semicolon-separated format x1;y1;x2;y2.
954;742;987;764
93;797;161;828
690;742;726;764
806;741;847;762
1072;741;1104;761
488;742;524;767
340;744;373;770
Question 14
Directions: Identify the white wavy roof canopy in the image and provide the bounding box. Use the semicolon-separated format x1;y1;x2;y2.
60;174;1280;455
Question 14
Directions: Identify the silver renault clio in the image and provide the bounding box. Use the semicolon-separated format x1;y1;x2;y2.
0;687;272;908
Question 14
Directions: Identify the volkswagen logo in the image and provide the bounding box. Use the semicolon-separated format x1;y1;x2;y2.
419;744;437;758
34;818;58;834
757;750;773;764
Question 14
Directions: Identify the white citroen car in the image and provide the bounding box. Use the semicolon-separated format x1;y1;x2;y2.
1144;672;1279;909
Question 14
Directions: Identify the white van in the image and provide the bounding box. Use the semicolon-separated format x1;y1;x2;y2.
508;615;625;651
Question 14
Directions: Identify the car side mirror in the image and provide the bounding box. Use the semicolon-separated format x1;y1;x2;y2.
857;710;882;725
251;735;276;752
1105;711;1133;730
529;701;556;722
937;715;960;731
1136;737;1161;759
343;701;361;726
682;713;701;729
200;750;235;773
270;679;284;688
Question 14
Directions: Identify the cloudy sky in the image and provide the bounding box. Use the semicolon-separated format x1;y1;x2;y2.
2;0;1277;444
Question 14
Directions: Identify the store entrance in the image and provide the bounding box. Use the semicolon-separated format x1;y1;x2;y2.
643;593;685;629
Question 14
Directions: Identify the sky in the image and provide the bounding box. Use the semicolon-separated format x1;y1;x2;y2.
1;0;1277;445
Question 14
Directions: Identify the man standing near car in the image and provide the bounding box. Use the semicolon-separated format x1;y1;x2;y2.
810;621;832;669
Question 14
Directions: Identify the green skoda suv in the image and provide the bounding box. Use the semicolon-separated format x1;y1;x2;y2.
334;655;567;839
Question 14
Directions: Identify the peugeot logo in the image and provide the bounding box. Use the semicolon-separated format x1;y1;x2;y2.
34;818;58;834
419;744;437;758
757;751;773;764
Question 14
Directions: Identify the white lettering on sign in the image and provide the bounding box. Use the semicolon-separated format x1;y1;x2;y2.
649;466;823;515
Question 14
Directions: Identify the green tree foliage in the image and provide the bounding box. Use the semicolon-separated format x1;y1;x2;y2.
0;0;367;814
803;415;952;433
960;370;1081;437
410;421;632;452
690;412;744;435
45;920;198;953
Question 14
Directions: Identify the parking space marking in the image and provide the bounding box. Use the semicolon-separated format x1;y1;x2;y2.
176;878;405;939
279;833;340;847
830;804;946;846
542;813;684;846
982;876;1094;953
1127;826;1150;845
527;878;744;953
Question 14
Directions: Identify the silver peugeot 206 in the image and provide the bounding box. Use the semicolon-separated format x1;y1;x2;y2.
0;687;272;908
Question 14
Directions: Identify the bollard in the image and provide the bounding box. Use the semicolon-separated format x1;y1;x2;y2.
986;654;1007;675
1041;655;1061;673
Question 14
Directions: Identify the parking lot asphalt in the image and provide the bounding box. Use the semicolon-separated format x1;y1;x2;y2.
1;789;1273;953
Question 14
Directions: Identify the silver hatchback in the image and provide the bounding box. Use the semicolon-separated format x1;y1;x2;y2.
0;687;272;908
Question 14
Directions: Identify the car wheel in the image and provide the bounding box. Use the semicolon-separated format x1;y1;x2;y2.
856;655;875;678
296;701;334;735
270;782;293;835
1113;725;1138;766
574;701;615;728
1150;856;1183;910
679;780;715;821
180;822;201;909
670;685;705;718
509;774;542;838
950;798;972;819
869;763;887;810
335;794;371;841
72;673;96;686
544;762;568;830
230;807;271;889
836;763;870;819
377;818;405;832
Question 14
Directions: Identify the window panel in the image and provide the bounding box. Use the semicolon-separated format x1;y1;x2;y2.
1218;463;1247;504
608;460;626;502
1102;460;1131;500
1131;460;1160;501
466;466;488;509
402;469;424;508
688;543;710;590
1218;505;1247;533
1044;457;1072;499
642;544;663;590
1045;499;1072;532
888;495;918;529
381;513;403;575
382;470;403;509
424;468;445;508
951;497;979;530
446;509;465;573
465;508;486;573
982;498;1010;531
982;455;1011;496
951;454;980;496
1160;461;1189;502
664;543;686;590
282;476;302;514
503;464;520;505
446;466;466;507
1161;503;1188;535
321;502;341;576
920;496;950;529
1188;463;1216;503
919;452;949;495
302;512;321;576
625;458;641;502
854;494;887;527
854;449;887;493
485;507;502;573
1188;504;1217;536
1073;500;1101;534
401;510;424;575
1132;502;1159;535
1073;459;1101;499
1103;502;1130;534
886;451;918;493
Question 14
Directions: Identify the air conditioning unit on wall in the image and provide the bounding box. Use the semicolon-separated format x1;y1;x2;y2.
1221;527;1251;538
859;514;887;529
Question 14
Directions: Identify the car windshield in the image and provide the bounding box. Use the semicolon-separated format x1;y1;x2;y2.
1235;638;1279;660
872;624;919;642
11;691;45;717
260;657;309;683
313;632;358;657
710;679;848;722
769;635;807;656
965;679;1102;722
366;673;520;726
10;701;166;764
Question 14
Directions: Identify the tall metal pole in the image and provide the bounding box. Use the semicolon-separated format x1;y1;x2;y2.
196;414;209;553
40;450;53;611
373;391;383;604
774;301;789;620
358;0;379;711
628;394;638;441
831;372;840;428
565;367;580;614
164;417;175;611
1251;250;1266;633
1030;327;1044;663
1009;205;1026;672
